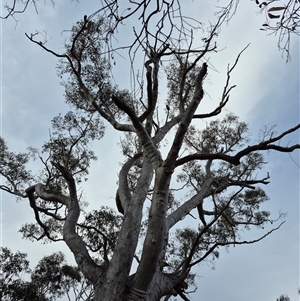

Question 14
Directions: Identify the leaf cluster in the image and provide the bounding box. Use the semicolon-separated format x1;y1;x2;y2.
0;137;34;197
77;206;123;262
0;247;86;301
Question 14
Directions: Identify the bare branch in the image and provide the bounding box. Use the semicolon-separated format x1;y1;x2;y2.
193;44;250;119
190;221;285;268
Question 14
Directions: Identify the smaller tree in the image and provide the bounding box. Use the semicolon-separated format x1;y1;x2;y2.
276;288;300;301
0;247;42;301
277;295;292;301
0;247;93;301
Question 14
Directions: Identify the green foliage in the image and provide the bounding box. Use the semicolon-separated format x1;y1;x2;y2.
0;246;30;276
58;17;119;115
166;58;203;115
43;111;104;181
184;113;249;154
31;252;81;299
276;295;292;301
0;247;86;301
0;138;33;196
78;206;123;261
0;247;47;301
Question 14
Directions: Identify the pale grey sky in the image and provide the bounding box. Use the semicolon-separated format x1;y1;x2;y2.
1;1;299;300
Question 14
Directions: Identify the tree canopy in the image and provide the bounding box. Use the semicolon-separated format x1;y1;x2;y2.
0;247;92;301
1;1;299;301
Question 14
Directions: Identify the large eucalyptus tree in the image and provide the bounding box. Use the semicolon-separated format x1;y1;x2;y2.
1;1;299;301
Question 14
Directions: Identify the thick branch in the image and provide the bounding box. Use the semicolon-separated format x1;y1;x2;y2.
117;153;142;214
48;163;103;283
113;95;162;168
25;184;62;241
138;44;169;125
153;114;183;145
105;161;154;301
91;100;135;132
166;62;208;167
0;184;27;198
166;176;213;230
176;124;300;166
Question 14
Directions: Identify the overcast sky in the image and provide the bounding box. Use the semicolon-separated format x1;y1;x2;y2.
0;1;299;300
